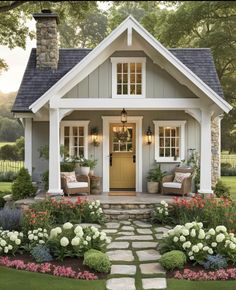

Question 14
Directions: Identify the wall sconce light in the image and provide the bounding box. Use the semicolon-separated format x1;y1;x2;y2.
121;108;127;124
91;127;100;147
146;126;152;145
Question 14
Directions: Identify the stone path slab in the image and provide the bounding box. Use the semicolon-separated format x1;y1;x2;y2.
107;241;129;249
116;235;153;241
133;221;152;228
118;231;135;236
106;278;136;290
142;278;167;289
121;226;135;231
105;222;120;229
103;229;118;234
140;263;166;275
132;241;158;249
120;221;131;225
154;227;169;233
136;249;161;261
80;223;101;228
137;228;152;234
107;250;134;261
111;265;136;275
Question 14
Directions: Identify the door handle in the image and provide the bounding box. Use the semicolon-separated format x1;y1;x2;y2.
133;154;136;163
110;153;113;166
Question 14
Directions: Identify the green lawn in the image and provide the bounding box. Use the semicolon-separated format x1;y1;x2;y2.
0;267;106;290
0;142;15;147
0;182;12;193
0;267;236;290
168;279;236;290
221;176;236;200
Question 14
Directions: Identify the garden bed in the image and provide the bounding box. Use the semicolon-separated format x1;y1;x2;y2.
0;253;107;280
167;263;236;280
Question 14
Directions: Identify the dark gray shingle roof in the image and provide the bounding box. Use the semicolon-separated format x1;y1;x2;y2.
12;48;224;112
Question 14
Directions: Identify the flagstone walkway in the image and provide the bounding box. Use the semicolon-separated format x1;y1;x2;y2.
103;220;169;290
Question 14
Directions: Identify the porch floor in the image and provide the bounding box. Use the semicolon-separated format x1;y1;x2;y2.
70;192;189;204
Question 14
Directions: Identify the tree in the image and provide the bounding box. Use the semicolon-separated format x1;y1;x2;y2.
0;1;97;72
0;117;23;142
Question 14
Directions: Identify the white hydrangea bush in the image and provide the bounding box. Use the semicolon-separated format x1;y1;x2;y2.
151;200;170;224
49;222;111;260
0;229;23;255
27;228;49;249
82;200;105;223
161;222;236;264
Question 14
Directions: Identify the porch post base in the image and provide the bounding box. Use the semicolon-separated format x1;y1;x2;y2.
47;189;64;197
198;189;214;197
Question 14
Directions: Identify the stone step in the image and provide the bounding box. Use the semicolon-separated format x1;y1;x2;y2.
102;203;157;210
104;208;152;221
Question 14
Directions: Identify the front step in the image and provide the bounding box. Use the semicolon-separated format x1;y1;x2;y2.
103;208;152;221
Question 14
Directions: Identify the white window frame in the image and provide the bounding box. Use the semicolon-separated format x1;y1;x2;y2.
111;57;146;98
60;121;90;158
153;120;186;163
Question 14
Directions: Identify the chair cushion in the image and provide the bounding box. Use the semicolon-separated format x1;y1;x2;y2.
173;172;191;183
67;182;88;189
163;182;182;189
61;172;77;183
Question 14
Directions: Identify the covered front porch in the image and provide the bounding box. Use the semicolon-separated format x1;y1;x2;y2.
25;105;219;196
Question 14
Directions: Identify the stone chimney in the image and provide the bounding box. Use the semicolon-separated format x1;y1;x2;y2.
33;9;59;70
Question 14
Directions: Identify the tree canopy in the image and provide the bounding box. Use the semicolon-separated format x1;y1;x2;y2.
0;1;235;150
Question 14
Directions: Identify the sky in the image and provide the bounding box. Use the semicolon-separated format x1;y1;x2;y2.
0;1;111;93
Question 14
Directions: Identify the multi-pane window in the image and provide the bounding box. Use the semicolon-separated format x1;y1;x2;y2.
153;121;186;162
61;121;89;159
64;126;85;157
111;57;146;98
112;125;134;152
159;127;180;158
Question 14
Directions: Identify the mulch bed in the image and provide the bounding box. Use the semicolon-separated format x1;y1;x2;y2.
2;253;107;279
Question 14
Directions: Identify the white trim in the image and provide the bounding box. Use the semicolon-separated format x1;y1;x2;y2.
48;108;63;195
199;109;213;194
50;98;202;110
102;116;143;192
29;16;232;114
111;57;146;98
60;120;90;158
24;118;32;175
153;120;186;163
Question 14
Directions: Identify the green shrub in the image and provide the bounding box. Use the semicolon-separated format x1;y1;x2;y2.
221;166;236;176
83;249;111;273
31;244;53;263
0;171;18;182
41;170;49;191
60;162;75;172
214;179;231;199
12;168;36;200
159;250;187;270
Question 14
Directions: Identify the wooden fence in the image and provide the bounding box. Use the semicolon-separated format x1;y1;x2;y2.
0;160;24;173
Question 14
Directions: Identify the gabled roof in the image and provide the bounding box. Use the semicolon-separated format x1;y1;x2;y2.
12;48;224;112
12;16;231;113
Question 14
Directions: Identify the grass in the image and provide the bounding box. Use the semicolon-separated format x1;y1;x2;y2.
0;267;106;290
0;182;12;192
221;176;236;200
167;279;236;290
0;142;15;148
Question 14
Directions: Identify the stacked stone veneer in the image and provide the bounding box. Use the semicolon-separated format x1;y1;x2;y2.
33;12;59;69
211;117;220;187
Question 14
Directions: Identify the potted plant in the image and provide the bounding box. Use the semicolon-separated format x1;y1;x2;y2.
75;156;91;176
87;159;98;176
147;164;165;194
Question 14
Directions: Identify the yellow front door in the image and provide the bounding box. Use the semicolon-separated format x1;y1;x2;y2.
109;123;136;190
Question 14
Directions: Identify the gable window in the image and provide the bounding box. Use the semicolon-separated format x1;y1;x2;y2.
111;57;146;98
60;121;89;158
153;121;186;162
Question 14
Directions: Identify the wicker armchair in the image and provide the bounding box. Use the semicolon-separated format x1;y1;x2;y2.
61;173;90;196
162;167;193;196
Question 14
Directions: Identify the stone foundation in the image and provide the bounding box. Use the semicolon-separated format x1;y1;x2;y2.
211;117;220;187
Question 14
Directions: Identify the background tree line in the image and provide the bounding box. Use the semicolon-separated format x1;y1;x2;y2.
0;1;235;151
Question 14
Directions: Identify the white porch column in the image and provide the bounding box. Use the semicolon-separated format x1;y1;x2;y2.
24;118;32;175
199;109;213;195
48;108;63;195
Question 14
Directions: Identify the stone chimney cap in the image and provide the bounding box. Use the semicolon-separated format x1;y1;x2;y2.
33;10;59;24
